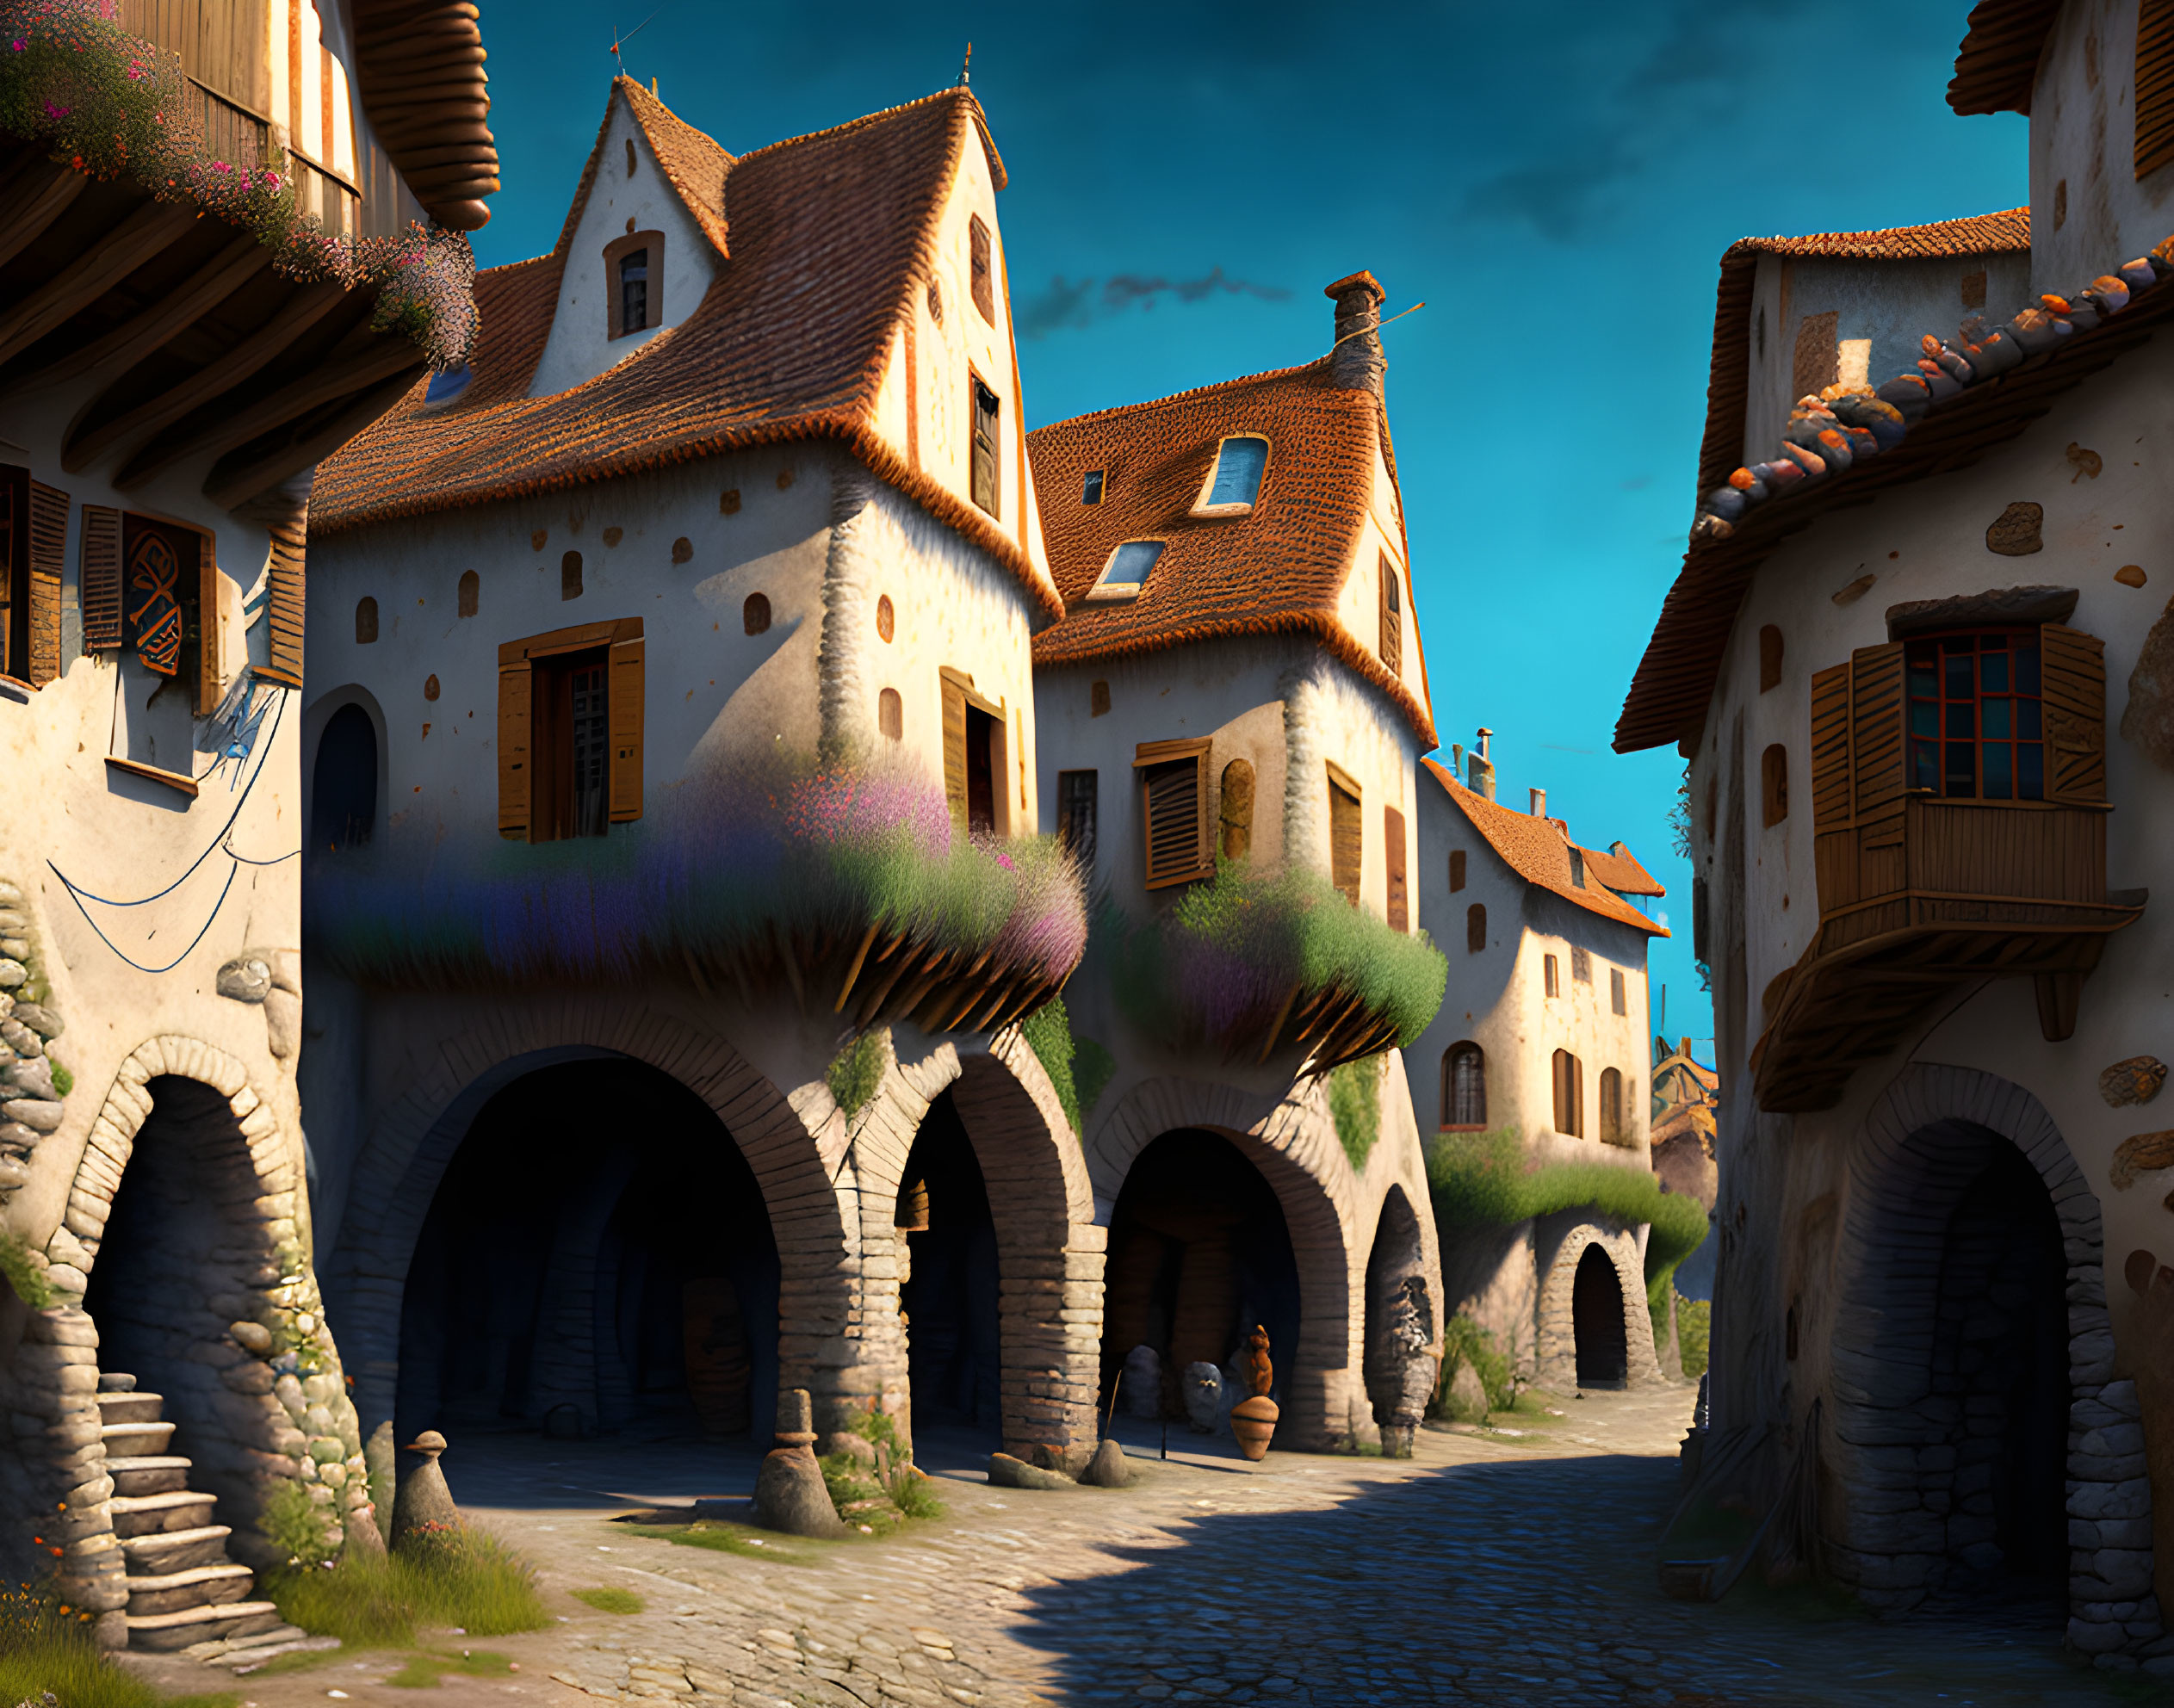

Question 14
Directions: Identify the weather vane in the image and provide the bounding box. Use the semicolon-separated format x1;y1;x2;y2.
610;6;663;82
958;41;972;86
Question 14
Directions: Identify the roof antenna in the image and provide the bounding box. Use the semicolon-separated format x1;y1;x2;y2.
957;40;972;85
609;5;663;82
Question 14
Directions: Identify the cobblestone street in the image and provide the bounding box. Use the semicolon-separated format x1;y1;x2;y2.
128;1388;2146;1708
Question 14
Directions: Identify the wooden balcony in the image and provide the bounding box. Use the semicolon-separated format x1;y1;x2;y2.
1751;796;2145;1111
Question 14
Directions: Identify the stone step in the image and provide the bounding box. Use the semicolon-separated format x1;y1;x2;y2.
107;1456;192;1497
182;1620;313;1661
125;1600;281;1654
109;1492;217;1538
95;1390;165;1425
97;1371;138;1393
101;1420;177;1454
120;1525;235;1574
125;1562;255;1618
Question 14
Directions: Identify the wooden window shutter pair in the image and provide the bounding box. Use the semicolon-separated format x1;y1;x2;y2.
1135;738;1211;889
1384;805;1409;931
1378;553;1401;672
497;617;645;841
1328;765;1362;906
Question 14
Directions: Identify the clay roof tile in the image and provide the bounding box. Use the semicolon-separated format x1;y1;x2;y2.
1422;759;1667;937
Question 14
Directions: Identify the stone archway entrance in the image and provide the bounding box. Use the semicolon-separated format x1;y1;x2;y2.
1362;1185;1435;1454
395;1057;780;1444
1571;1244;1629;1389
1099;1129;1302;1424
895;1091;1000;1438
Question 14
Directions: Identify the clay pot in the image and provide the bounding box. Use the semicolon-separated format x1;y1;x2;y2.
1228;1395;1279;1462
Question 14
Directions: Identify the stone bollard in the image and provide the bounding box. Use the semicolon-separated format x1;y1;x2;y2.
753;1389;843;1538
391;1429;461;1552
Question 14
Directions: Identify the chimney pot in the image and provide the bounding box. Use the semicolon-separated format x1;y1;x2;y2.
1324;270;1386;395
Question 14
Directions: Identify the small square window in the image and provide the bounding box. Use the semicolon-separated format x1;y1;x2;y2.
1571;946;1591;983
1088;540;1163;600
1082;470;1105;505
1196;436;1267;513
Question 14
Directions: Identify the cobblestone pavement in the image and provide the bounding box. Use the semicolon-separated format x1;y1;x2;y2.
127;1387;2149;1708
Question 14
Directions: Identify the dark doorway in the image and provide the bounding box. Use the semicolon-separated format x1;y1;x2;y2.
311;703;378;851
1572;1243;1628;1389
531;647;610;841
965;703;995;834
1931;1136;2068;1580
898;1092;1000;1435
397;1058;778;1443
1099;1129;1300;1418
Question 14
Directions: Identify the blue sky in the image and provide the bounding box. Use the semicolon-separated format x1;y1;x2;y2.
473;3;2031;1054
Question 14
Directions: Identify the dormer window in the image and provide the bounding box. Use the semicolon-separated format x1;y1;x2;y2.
1194;436;1267;515
1082;470;1105;505
1088;540;1162;601
604;231;664;340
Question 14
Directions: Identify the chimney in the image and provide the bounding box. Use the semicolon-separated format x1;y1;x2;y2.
1324;270;1386;394
1529;787;1546;818
1468;727;1495;801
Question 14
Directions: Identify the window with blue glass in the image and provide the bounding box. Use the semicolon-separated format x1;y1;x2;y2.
1200;436;1268;510
1095;539;1163;593
1082;470;1105;505
1907;630;2043;800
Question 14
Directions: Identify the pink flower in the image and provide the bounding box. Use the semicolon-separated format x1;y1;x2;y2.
42;100;70;119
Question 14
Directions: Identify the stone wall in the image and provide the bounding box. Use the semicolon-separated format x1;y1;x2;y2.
1533;1217;1664;1393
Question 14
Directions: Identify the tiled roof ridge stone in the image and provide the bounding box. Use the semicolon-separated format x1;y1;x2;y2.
1722;207;2028;263
1688;229;2174;547
1037;355;1332;429
727;83;1009;190
1420;758;1668;938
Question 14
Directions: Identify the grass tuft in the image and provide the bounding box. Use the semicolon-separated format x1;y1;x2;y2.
266;1529;548;1647
570;1587;644;1616
384;1649;513;1689
0;1583;236;1708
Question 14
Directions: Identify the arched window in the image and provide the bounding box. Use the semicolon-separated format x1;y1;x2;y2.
1441;1043;1486;1129
1465;901;1485;953
1762;743;1788;826
457;569;479;617
312;704;377;852
561;551;582;601
1599;1067;1626;1145
355;596;378;644
878;687;901;741
1552;1049;1583;1137
744;592;771;635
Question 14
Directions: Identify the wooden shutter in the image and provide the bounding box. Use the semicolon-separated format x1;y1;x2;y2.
1848;641;1907;820
1809;662;1852;830
263;508;307;687
195;546;221;714
1137;740;1209;889
608;634;644;822
80;505;121;652
26;480;65;687
1378;553;1401;672
942;673;969;828
1329;767;1362;905
1384;804;1408;931
2140;0;2174;177
498;659;532;840
2041;622;2108;805
969;215;995;323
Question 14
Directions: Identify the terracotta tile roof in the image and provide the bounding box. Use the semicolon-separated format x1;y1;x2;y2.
1584;842;1664;899
1620;232;2174;756
1026;361;1434;746
1421;760;1667;938
312;79;1058;620
1948;0;2063;115
614;78;734;257
1694;209;2029;504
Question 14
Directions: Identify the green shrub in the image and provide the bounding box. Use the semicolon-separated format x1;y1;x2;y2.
1327;1055;1383;1170
1675;1292;1712;1379
258;1479;338;1568
46;1061;71;1098
1434;1312;1517;1416
267;1530;548;1646
571;1587;643;1616
0;1234;55;1309
1019;999;1081;1131
1073;1036;1117;1123
888;1468;944;1519
826;1031;886;1119
818;1454;883;1512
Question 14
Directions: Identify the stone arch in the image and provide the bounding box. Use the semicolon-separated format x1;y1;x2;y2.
1534;1218;1662;1392
849;1031;1103;1470
1087;1075;1356;1449
26;1036;365;1639
321;1004;845;1439
1361;1184;1438;1453
1828;1064;2159;1654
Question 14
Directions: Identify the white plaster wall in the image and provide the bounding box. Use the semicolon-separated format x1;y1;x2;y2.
529;90;719;400
2029;0;2174;299
1741;250;2035;473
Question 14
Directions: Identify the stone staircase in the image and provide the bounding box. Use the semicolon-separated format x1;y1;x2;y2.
99;1373;286;1653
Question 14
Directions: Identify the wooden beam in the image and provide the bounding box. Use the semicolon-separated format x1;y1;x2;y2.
120;335;428;490
204;362;425;511
65;282;348;474
1;236;270;398
0;201;198;369
0;163;88;273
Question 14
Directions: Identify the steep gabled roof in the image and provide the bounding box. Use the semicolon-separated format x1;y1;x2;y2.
1421;760;1668;938
1027;361;1434;746
1948;0;2064;115
1585;842;1664;899
312;80;1057;619
1693;209;2029;505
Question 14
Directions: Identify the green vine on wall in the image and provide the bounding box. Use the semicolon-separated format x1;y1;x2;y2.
0;1232;54;1309
826;1032;886;1120
1328;1055;1382;1170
